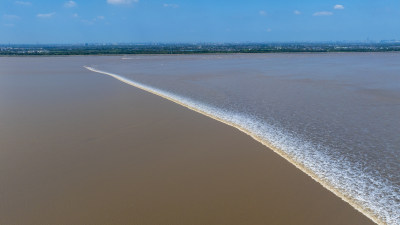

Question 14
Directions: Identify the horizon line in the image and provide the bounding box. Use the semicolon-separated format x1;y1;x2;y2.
2;40;400;46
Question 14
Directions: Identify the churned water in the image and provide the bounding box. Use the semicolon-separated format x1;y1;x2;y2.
89;53;399;224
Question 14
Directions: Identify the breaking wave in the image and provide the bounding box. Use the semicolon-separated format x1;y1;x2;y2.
85;66;399;225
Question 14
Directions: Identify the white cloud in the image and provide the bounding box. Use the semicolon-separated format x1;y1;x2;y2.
334;4;344;10
107;0;138;5
163;3;179;8
3;14;20;20
15;1;31;6
64;1;77;8
294;10;301;15
267;28;272;32
4;23;15;27
37;12;56;18
72;13;79;18
259;10;267;16
97;16;105;20
313;11;333;16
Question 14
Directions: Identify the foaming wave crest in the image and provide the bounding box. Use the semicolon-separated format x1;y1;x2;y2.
85;66;399;225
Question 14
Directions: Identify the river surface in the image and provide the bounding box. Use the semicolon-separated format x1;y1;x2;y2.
93;53;400;224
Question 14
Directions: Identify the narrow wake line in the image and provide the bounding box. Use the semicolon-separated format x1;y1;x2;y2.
84;66;383;225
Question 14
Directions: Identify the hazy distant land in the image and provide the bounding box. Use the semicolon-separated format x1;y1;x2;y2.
1;42;400;55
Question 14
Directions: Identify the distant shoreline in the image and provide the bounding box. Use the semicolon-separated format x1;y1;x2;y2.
1;43;400;56
1;51;400;57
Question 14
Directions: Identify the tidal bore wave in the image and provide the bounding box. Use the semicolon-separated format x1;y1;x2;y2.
85;66;399;225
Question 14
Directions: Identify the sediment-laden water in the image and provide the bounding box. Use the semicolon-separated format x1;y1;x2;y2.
89;53;400;224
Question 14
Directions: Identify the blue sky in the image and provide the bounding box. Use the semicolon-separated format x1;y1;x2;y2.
1;0;400;44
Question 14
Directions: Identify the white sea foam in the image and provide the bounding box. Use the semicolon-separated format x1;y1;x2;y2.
85;66;400;225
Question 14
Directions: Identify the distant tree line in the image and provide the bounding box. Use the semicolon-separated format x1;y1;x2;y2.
1;43;400;55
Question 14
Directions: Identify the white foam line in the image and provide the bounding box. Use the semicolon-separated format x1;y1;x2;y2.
84;66;396;225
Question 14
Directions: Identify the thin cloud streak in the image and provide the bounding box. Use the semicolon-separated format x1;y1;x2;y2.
313;11;333;16
334;4;344;10
37;12;56;18
64;1;77;8
81;16;106;25
15;1;31;6
107;0;138;5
